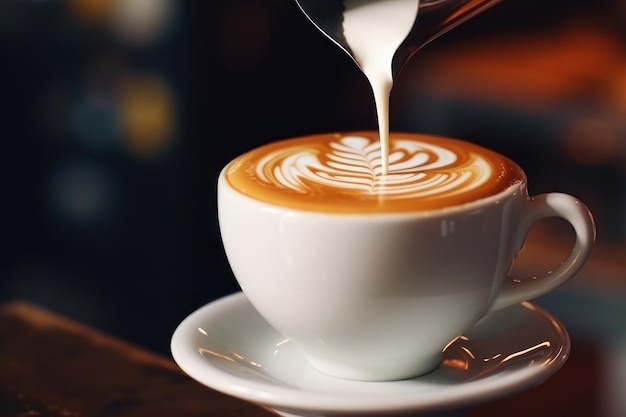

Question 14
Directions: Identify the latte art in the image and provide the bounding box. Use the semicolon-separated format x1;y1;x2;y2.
258;135;492;199
226;132;525;213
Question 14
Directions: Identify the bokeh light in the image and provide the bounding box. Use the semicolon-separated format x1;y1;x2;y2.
108;0;173;45
47;159;118;226
606;65;626;120
119;74;175;158
67;0;173;45
564;117;618;166
70;93;120;152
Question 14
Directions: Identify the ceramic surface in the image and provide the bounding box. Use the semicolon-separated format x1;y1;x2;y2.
171;292;570;417
218;141;594;380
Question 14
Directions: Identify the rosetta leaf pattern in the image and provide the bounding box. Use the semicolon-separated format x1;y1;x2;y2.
266;135;490;199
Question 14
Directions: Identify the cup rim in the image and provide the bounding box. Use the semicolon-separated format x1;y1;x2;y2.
218;169;528;219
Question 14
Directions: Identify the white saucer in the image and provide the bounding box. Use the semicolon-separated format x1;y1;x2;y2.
171;292;570;417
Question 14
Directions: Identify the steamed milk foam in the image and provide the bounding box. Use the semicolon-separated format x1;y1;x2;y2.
342;0;419;175
225;132;524;214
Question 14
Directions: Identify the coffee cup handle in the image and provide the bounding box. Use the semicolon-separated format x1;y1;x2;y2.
488;193;596;312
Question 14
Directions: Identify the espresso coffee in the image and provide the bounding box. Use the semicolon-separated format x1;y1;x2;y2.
225;131;525;213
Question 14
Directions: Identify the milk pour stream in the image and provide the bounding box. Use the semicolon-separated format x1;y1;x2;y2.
342;0;419;175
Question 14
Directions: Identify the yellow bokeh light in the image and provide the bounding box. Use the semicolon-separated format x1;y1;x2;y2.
120;75;174;158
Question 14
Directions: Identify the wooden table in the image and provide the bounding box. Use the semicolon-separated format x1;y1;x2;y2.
0;301;277;417
0;299;615;417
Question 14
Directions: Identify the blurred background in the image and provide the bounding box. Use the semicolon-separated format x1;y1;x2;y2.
1;0;625;366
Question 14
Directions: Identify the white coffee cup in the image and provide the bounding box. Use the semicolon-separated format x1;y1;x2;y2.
217;132;595;381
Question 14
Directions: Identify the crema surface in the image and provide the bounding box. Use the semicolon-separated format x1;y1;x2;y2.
225;132;525;213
